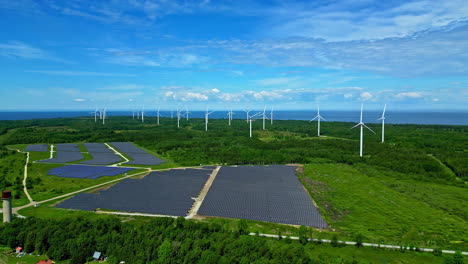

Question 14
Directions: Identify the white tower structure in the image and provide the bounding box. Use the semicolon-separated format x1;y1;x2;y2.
378;104;386;143
310;106;326;137
351;104;375;157
2;190;12;223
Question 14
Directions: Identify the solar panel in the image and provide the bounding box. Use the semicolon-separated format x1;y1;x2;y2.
109;142;165;165
56;168;211;216
25;144;48;152
38;151;84;163
47;165;133;179
198;165;328;228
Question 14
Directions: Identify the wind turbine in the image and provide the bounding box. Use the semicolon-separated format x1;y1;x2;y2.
184;107;191;121
102;108;106;125
226;109;234;126
94;108;98;122
176;108;181;128
132;110;135;120
351;104;375;157
270;106;274;125
244;110;251;123
141;106;145;123
262;106;269;130
205;107;214;131
310;106;326;137
247;111;262;138
378;104;386;143
156;106;160;125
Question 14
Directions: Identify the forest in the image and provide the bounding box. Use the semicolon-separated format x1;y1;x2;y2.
0;216;464;264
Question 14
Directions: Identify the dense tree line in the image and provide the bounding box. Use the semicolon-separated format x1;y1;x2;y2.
0;217;382;264
0;149;26;199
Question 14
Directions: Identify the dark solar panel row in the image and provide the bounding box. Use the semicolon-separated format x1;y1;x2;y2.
56;168;211;216
83;143;113;153
55;143;80;152
79;143;122;165
47;164;133;179
109;142;165;165
198;165;328;228
109;142;147;153
37;151;84;163
25;144;48;152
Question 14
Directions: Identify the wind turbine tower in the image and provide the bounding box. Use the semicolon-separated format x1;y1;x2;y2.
270;106;274;125
351;104;375;157
176;108;181;128
227;109;234;126
378;104;386;143
205;108;214;131
94;108;98;122
141;107;145;123
262;106;269;130
310;106;326;137
102;108;106;125
156;107;160;125
185;107;190;121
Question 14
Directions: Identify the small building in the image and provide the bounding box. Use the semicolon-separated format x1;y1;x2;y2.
93;251;103;260
15;247;23;253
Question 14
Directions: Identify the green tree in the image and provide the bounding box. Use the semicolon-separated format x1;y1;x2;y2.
158;240;173;264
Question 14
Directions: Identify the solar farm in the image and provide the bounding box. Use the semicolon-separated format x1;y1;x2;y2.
57;168;212;216
32;142;164;166
199;165;328;228
55;164;328;228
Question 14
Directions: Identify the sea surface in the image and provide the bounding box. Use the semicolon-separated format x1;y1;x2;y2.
0;110;467;125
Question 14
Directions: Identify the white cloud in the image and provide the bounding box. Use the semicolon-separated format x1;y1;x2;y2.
211;88;220;93
73;98;85;102
360;92;373;101
0;42;63;62
395;92;424;99
267;0;468;41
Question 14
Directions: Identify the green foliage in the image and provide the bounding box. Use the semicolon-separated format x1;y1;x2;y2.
301;163;467;250
0;117;466;184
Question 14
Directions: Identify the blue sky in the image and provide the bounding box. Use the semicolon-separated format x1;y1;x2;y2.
0;0;467;111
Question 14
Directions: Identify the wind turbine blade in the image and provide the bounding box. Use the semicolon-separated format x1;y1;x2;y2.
382;104;387;117
309;116;318;122
362;123;376;134
360;104;363;123
350;123;360;129
320;116;326;121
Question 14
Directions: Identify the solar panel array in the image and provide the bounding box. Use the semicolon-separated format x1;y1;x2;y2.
78;143;122;165
109;142;164;165
37;143;84;163
25;144;48;152
56;168;211;216
47;164;133;179
198;165;328;228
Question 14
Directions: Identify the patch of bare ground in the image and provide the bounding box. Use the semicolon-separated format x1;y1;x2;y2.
88;182;118;194
302;177;348;222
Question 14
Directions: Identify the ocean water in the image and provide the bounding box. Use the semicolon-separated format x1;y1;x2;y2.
0;110;467;125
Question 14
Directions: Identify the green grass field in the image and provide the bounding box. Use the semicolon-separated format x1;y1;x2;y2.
300;163;467;251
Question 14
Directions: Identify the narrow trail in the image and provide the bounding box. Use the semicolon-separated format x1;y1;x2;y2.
187;166;220;218
22;152;33;204
250;233;468;256
105;142;129;166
